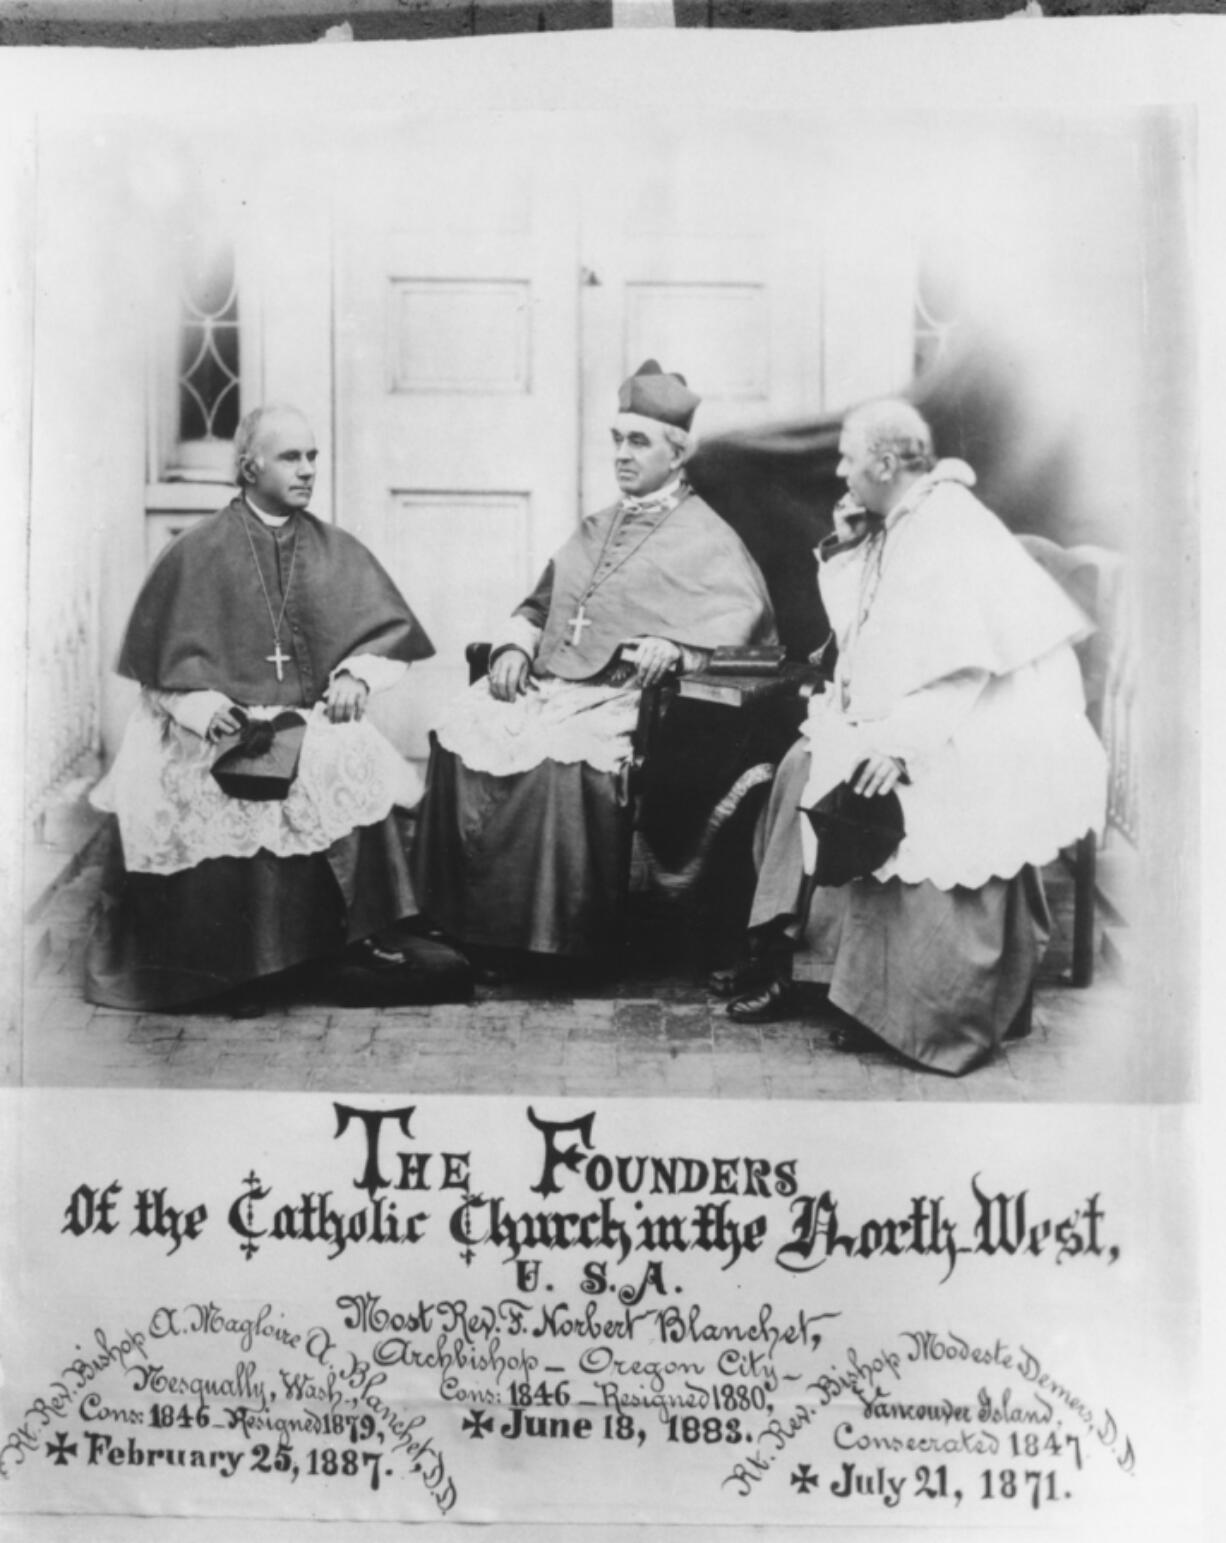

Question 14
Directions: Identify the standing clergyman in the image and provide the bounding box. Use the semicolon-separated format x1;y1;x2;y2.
87;404;437;1014
413;360;777;962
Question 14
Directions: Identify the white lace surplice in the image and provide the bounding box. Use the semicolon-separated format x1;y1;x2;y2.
798;463;1107;889
800;647;1106;889
91;693;424;877
435;676;640;777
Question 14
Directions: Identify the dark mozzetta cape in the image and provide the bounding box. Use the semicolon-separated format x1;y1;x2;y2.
117;499;434;708
520;493;777;681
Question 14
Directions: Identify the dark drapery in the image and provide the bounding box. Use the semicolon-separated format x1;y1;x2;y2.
688;327;1110;664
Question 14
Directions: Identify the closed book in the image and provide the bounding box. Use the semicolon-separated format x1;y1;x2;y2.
678;671;803;708
705;658;783;676
706;645;786;675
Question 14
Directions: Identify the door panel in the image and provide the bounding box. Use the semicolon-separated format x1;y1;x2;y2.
370;491;532;756
576;121;830;515
388;279;532;395
334;120;580;759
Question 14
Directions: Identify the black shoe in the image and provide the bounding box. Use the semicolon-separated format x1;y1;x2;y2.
221;987;266;1020
708;959;768;998
828;1021;879;1054
461;945;521;987
474;966;508;987
332;935;475;1007
727;979;795;1023
350;937;412;970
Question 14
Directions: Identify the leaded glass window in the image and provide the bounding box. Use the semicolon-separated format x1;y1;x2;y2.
177;240;240;444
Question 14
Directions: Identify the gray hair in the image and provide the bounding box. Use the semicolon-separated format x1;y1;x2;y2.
843;398;935;473
232;404;308;485
662;422;697;466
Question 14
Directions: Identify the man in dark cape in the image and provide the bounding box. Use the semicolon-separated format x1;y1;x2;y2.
86;404;437;1013
413;361;777;960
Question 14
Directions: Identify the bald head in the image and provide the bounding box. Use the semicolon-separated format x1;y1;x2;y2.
234;405;318;517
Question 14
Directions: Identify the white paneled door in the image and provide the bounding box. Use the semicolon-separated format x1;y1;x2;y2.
576;115;830;515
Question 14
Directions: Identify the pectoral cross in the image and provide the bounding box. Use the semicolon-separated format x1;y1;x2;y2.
566;606;592;647
267;641;291;681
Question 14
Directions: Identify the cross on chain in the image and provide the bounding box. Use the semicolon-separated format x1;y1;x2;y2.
267;642;291;681
566;606;592;647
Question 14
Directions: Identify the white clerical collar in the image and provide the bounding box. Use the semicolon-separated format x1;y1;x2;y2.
881;458;978;531
619;476;688;517
243;494;291;529
819;459;978;560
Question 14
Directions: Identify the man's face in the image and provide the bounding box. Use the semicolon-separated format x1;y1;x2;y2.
611;412;681;498
836;424;886;515
245;413;318;516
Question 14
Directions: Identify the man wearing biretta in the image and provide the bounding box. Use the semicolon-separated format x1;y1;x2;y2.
414;360;777;962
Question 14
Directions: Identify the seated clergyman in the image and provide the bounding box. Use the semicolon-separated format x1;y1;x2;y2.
413;360;778;961
721;399;1107;1075
86;404;438;1013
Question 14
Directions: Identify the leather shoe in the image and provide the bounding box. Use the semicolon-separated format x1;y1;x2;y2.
223;988;266;1020
350;937;411;970
471;960;510;987
829;1021;879;1054
726;979;795;1023
708;960;767;998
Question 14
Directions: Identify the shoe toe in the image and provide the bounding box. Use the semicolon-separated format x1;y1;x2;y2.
726;980;793;1023
353;938;410;970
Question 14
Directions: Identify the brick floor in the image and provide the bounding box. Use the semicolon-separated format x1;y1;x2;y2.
10;850;1141;1100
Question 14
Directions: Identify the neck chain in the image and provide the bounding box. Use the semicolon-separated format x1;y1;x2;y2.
239;508;299;682
852;473;948;627
838;478;938;708
561;480;689;650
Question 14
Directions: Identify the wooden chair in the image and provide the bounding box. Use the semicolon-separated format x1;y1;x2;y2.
462;642;818;969
1017;534;1129;987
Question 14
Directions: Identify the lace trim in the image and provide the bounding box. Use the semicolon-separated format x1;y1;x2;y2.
92;696;423;876
435;677;640;776
800;650;1106;890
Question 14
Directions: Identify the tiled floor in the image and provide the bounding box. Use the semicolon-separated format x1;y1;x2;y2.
11;846;1139;1100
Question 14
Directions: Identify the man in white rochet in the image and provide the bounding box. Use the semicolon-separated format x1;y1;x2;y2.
87;404;439;1014
414;360;777;963
723;398;1107;1075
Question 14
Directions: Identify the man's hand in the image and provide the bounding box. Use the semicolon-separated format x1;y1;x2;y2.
832;492;871;541
324;670;370;723
205;703;245;742
631;636;682;688
488;648;536;703
852;752;907;798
